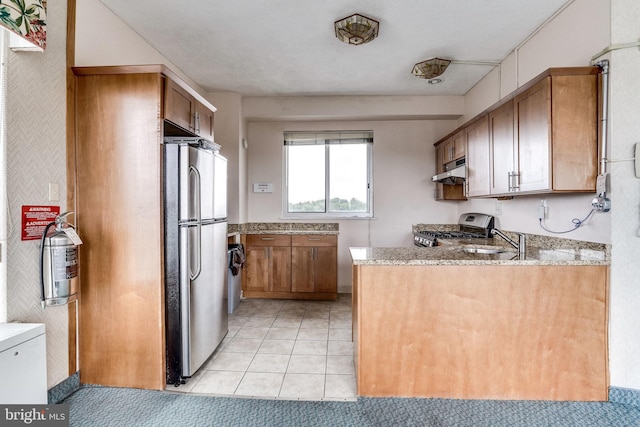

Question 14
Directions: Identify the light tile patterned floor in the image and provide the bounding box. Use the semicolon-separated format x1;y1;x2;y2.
170;294;356;401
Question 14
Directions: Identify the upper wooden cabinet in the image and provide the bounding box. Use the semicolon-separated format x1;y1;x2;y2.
164;78;215;140
465;116;490;197
489;100;515;195
443;130;466;163
514;72;598;194
194;100;215;140
434;134;466;201
433;66;600;199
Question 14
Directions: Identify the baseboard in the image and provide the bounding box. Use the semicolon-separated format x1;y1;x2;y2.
48;371;80;404
609;386;640;408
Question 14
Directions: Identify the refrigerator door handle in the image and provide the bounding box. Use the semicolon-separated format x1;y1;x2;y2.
189;165;202;280
190;224;202;280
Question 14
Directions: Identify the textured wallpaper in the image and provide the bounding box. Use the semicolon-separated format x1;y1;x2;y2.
6;0;69;388
608;0;640;389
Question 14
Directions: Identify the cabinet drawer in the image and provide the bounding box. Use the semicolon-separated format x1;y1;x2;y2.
246;234;291;247
292;234;337;247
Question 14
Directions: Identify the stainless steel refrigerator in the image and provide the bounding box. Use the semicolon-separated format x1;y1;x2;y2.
164;137;228;385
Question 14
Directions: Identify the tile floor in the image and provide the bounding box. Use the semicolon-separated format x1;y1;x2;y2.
169;294;356;401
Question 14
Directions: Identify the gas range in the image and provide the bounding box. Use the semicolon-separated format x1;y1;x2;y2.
414;213;495;247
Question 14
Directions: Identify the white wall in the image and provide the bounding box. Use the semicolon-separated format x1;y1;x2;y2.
5;0;69;388
209;92;245;224
247;120;457;292
608;0;640;392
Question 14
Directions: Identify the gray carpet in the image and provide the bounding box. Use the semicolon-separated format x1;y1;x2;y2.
64;386;640;427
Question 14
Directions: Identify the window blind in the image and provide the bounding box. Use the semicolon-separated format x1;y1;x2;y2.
284;131;373;146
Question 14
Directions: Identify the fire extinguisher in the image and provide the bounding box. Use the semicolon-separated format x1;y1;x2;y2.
39;211;82;308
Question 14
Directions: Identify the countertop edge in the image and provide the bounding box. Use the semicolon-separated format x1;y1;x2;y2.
349;246;610;267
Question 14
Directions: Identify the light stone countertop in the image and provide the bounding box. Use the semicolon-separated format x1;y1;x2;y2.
349;244;609;266
228;222;339;235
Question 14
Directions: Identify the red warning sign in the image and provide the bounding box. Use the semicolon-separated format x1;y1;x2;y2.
21;205;60;241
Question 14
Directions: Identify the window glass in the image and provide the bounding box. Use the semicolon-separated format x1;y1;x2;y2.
287;144;325;212
284;131;372;218
329;144;368;213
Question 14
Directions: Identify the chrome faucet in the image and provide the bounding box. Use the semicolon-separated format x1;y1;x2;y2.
490;229;526;255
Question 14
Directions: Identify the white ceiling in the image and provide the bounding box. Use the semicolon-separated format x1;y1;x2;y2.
99;0;571;97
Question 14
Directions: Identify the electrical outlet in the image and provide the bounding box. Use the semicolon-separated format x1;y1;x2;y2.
494;201;502;215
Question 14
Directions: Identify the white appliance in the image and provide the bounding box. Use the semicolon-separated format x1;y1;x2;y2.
163;137;228;385
0;323;47;404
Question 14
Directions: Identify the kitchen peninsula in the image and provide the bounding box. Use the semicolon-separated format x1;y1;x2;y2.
350;240;609;401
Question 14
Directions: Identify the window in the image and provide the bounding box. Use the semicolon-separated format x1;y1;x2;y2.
284;131;373;218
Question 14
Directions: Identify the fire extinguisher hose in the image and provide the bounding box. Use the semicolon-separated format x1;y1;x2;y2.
39;221;57;307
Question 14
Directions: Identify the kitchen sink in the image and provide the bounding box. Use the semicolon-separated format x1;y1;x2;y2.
462;247;512;254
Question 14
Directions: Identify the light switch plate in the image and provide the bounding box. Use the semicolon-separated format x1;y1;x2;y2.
48;182;59;201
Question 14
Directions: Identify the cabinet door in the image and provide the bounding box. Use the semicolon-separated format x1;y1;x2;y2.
452;130;466;160
244;246;270;292
194;100;214;140
465;116;490;197
0;334;47;404
443;131;466;163
489;100;515;195
291;235;337;294
434;144;444;200
270;246;291;292
515;77;551;192
165;78;194;132
435;144;444;174
550;74;598;191
314;246;337;293
291;247;314;292
291;246;337;293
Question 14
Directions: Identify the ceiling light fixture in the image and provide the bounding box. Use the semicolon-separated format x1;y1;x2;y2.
411;58;452;79
334;13;379;46
412;58;501;81
427;78;443;84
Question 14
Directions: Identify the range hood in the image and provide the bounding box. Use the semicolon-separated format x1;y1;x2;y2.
432;159;466;185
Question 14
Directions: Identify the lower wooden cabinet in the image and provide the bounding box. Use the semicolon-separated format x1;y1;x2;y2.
242;233;337;300
352;264;608;400
244;235;291;294
291;235;337;295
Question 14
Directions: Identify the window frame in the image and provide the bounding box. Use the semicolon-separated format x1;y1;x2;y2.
283;131;373;219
